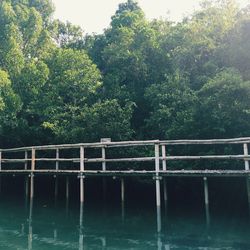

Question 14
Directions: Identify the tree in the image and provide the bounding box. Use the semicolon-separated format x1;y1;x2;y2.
217;6;250;80
0;70;21;146
193;68;250;138
83;0;172;136
166;0;239;90
144;74;197;139
0;1;25;78
51;20;84;48
40;48;133;142
44;99;133;143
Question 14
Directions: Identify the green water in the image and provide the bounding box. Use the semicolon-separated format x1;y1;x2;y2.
0;178;250;250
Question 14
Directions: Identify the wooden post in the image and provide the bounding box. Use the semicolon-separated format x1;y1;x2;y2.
54;177;58;201
155;143;161;207
30;148;35;199
66;177;69;200
243;143;249;171
31;148;35;171
121;178;125;221
101;146;106;171
156;204;162;233
204;177;209;205
101;139;111;201
121;178;125;203
30;174;34;199
24;151;29;200
56;148;59;170
54;149;59;200
203;177;210;227
79;201;84;250
100;138;111;171
243;143;250;208
0;151;2;194
121;197;125;223
162;145;166;171
155;143;161;233
24;151;28;170
161;145;168;207
80;146;84;203
157;233;162;250
79;201;83;228
0;151;2;171
28;197;33;250
65;177;69;214
101;146;107;200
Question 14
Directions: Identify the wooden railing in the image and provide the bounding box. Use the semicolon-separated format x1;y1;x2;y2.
0;137;250;216
0;137;250;173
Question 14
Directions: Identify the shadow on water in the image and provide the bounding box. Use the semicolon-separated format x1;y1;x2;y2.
0;175;249;249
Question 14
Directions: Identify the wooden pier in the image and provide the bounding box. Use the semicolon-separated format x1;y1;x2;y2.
0;137;250;232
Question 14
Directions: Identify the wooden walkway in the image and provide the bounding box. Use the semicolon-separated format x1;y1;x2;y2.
1;137;250;174
0;169;249;177
1;137;250;232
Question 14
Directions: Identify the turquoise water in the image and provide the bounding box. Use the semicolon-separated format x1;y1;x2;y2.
0;178;249;249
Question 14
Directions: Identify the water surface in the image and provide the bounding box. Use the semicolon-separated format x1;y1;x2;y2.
0;177;249;250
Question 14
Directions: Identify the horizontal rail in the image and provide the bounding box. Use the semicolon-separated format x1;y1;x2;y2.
1;158;80;163
164;155;250;160
2;155;250;164
0;169;249;177
160;137;250;145
1;137;250;152
0;140;160;152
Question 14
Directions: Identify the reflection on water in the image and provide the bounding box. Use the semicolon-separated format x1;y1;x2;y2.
0;181;249;250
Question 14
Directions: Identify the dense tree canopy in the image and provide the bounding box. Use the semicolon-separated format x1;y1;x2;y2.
0;0;250;148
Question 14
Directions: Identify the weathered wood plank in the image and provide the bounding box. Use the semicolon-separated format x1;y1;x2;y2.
0;169;249;177
2;154;250;164
243;144;249;171
0;140;159;152
160;137;250;145
2;137;250;152
0;151;2;171
31;148;35;171
56;149;59;170
164;155;250;160
2;158;80;163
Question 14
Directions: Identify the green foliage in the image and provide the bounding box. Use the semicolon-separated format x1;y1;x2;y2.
51;20;83;48
38;48;133;143
144;74;198;139
44;48;102;107
0;0;250;150
43;99;133;143
218;11;250;80
0;70;21;145
194;68;250;138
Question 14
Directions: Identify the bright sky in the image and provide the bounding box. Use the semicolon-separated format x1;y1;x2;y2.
52;0;250;34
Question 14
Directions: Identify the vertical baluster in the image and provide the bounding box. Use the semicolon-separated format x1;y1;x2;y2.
243;143;250;209
24;151;28;170
203;177;210;227
0;151;2;171
161;145;168;207
0;151;2;194
54;149;59;200
80;146;84;203
155;142;161;233
30;148;35;199
102;146;106;171
24;151;29;199
243;143;249;171
101;145;107;200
